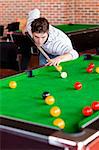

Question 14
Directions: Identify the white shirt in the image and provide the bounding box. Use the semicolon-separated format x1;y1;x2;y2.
26;9;79;59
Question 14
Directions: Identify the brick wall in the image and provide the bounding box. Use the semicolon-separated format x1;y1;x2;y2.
0;0;99;27
75;0;99;24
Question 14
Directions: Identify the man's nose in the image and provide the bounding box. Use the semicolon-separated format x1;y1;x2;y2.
38;38;43;43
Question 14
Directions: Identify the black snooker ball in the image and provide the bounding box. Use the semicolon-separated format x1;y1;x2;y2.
42;92;50;99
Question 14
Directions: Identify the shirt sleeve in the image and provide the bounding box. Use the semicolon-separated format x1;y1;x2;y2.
52;38;79;60
26;9;40;37
69;49;79;59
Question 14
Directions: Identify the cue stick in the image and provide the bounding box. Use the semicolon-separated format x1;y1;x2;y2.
26;32;61;72
36;46;50;61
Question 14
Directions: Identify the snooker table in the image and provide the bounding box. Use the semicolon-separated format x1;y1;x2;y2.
55;24;99;53
0;55;99;150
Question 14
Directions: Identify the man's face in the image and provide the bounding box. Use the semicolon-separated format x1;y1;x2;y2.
32;32;48;47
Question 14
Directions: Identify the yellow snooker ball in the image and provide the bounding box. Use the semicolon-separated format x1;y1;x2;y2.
50;106;61;117
95;67;99;73
53;118;65;129
56;65;62;72
45;95;55;105
9;81;17;89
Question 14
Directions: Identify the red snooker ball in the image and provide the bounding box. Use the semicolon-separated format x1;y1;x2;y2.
91;101;99;111
74;82;82;90
86;67;93;73
88;63;95;69
82;106;93;116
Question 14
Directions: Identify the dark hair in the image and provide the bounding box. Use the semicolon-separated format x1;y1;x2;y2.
31;17;49;33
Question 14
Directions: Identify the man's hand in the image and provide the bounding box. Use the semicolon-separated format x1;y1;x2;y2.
45;53;73;66
45;56;62;66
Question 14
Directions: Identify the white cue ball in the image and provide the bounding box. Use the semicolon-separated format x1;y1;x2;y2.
61;72;67;78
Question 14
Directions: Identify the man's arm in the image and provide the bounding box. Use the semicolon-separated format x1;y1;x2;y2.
46;50;79;66
26;9;40;37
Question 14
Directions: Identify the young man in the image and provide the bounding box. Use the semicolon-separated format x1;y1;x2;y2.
26;9;79;66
